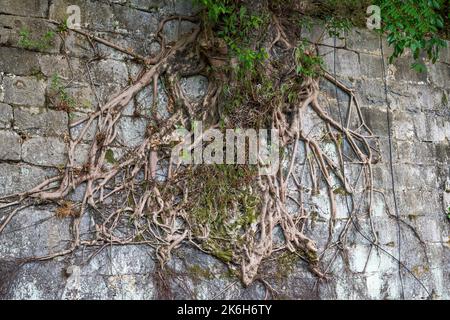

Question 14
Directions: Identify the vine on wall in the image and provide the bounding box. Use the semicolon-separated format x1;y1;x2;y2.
0;0;446;296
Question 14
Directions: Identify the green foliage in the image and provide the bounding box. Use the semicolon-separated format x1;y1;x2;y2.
189;164;259;263
18;28;56;51
447;206;450;220
50;74;76;111
305;0;447;72
376;0;448;70
196;0;268;73
57;19;69;33
105;149;117;165
326;17;352;38
294;41;324;78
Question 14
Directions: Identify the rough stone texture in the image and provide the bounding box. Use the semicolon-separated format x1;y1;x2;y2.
116;116;148;148
0;0;449;300
22;137;68;167
0;206;71;259
1;76;46;108
0;0;49;18
0;130;22;160
0;163;57;196
180;75;209;101
14;107;68;136
0;103;13;128
0;47;40;76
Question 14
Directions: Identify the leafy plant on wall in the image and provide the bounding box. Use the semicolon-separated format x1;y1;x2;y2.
376;0;448;72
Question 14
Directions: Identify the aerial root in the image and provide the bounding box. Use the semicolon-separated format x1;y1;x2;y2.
0;10;382;287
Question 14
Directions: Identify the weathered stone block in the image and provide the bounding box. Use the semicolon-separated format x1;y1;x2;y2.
91;59;129;87
438;41;450;64
14;107;68;136
435;142;450;164
395;141;436;165
116;116;147;148
357;79;387;106
372;163;393;191
112;4;159;36
346;28;381;55
0;0;49;18
22;137;67;167
162;20;198;43
73;143;90;167
180;75;208;101
2;76;46;108
393;110;416;141
411;216;443;243
5;261;67;300
0;163;56;196
130;0;161;11
63;83;97;112
0;47;40;76
173;0;202;15
360;53;383;79
424;114;448;143
360;106;389;137
98;32;158;60
81;245;155;276
50;0;158;36
320;47;361;78
135;79;169;118
0;206;71;259
0;130;21;160
70;113;97;141
397;189;441;218
61;32;92;59
390;57;428;83
49;0;112;31
0;103;13;128
428;62;450;89
348;244;396;273
393;164;438;191
38;54;85;80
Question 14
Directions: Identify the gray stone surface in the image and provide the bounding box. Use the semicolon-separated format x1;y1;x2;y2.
320;47;361;78
0;47;40;76
0;163;57;196
38;55;85;81
0;0;49;18
1;76;46;108
14;107;68;136
0;130;21;160
22;137;67;167
0;103;13;129
180;75;208;101
0;206;71;259
116;116;148;148
91;59;129;87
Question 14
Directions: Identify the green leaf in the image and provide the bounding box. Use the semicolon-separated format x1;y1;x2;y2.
105;149;117;164
411;62;427;73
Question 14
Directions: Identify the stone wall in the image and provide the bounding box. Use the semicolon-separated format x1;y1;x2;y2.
0;0;449;299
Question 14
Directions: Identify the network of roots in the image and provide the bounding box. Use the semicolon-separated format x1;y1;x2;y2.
0;2;382;286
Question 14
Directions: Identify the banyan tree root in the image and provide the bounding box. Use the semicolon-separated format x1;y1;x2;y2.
0;7;381;287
